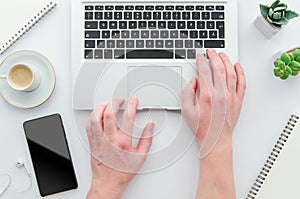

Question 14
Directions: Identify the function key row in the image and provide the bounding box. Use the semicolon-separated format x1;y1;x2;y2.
85;5;224;11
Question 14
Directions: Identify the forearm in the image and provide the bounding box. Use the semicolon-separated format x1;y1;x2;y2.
86;179;126;199
195;138;236;199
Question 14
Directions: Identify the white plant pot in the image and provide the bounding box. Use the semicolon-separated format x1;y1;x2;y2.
254;15;281;38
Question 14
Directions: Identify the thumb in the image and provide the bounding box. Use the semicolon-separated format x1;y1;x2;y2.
136;123;155;153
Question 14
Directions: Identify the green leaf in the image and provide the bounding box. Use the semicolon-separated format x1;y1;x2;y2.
281;52;291;65
274;67;282;76
296;55;300;63
284;10;300;20
288;54;294;61
274;6;287;12
285;65;293;75
293;49;300;60
277;3;288;9
271;0;280;9
291;70;299;76
260;4;270;17
272;17;289;25
290;61;300;70
280;73;289;80
275;59;285;67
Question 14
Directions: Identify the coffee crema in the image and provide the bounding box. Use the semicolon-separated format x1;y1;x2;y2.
8;64;33;89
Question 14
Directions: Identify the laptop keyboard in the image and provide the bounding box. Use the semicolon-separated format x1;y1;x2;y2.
84;4;225;59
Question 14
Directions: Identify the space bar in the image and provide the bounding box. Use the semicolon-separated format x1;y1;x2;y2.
126;50;174;59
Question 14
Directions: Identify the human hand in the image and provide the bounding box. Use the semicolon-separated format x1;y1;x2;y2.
86;97;154;199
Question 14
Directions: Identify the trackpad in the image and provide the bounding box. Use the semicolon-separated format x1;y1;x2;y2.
128;66;182;109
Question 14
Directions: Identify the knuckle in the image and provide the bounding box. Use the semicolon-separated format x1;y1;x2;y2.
203;94;212;104
104;110;113;120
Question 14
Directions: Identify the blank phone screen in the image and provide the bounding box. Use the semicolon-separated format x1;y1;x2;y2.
23;114;78;197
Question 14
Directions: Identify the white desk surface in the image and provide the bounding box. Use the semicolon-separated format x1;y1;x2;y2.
0;0;300;198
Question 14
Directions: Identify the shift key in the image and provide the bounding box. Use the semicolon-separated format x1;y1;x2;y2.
85;31;100;38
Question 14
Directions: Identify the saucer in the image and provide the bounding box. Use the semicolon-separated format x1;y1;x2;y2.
0;50;56;108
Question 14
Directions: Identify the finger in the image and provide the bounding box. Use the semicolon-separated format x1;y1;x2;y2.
182;78;197;109
219;52;236;92
136;123;154;153
196;53;213;88
235;63;246;99
120;96;138;137
103;99;125;137
94;103;109;132
207;49;226;88
198;72;212;105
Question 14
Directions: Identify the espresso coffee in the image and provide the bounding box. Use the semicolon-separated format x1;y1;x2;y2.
8;65;33;89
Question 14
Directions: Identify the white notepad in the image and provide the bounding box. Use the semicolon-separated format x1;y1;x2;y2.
0;0;56;54
247;114;300;198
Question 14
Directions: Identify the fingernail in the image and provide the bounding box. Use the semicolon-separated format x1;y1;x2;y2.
130;96;138;102
149;122;155;130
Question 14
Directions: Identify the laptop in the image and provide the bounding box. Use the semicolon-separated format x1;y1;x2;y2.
71;0;238;110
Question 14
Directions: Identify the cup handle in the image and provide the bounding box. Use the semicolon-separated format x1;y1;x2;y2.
0;75;7;79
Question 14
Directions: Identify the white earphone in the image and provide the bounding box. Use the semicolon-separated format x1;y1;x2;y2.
16;159;31;176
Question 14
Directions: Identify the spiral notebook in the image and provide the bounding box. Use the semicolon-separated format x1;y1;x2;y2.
247;114;300;199
0;0;57;54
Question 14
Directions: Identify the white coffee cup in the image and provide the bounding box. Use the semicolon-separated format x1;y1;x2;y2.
0;64;40;92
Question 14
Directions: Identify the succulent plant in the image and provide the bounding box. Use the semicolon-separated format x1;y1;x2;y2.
260;0;299;28
274;49;300;80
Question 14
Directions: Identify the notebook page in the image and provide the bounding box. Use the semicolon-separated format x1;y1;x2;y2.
256;115;300;198
0;0;55;53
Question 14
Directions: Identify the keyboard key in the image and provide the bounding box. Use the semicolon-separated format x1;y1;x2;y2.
177;21;186;29
158;21;166;29
126;40;134;48
190;30;198;38
121;30;130;38
107;40;115;48
102;31;110;38
134;12;142;19
85;21;98;29
155;40;164;48
180;31;188;38
163;12;171;20
212;12;225;19
187;21;195;29
218;28;225;38
146;6;154;10
85;40;95;48
126;50;173;59
119;21;127;29
195;40;203;48
115;6;124;10
85;50;93;59
192;12;200;20
207;21;215;29
114;12;122;19
186;6;194;10
175;40;184;48
196;6;204;10
182;12;190;19
125;5;134;10
206;5;214;10
124;12;132;19
143;12;152;20
116;40;125;48
151;30;159;38
185;40;193;48
148;21;157;29
187;49;196;59
166;6;174;10
153;12;162;19
112;31;120;38
109;21;118;29
129;21;137;29
170;30;178;38
114;50;125;59
216;21;224;29
95;12;103;20
104;49;113;59
172;12;181;19
175;50;186;59
141;31;149;38
95;50;103;59
168;21;176;29
176;6;184;10
105;6;114;10
199;30;208;38
197;21;205;29
85;5;93;10
131;30;139;38
104;12;113;20
95;6;104;10
99;21;108;29
135;5;144;10
136;40;144;48
165;40;173;48
155;6;164;10
97;40;105;48
202;12;210;20
85;31;100;38
139;21;147;29
216;6;225;10
85;12;93;20
209;31;217;38
146;40;154;48
204;40;225;48
160;31;169;38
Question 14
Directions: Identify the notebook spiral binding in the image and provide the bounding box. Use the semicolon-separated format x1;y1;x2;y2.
0;1;57;55
246;114;300;199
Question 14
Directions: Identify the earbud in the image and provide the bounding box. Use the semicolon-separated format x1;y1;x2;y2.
16;159;31;176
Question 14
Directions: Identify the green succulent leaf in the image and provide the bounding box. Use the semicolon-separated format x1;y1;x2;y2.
290;61;300;70
272;17;289;25
260;4;270;17
284;10;300;20
280;73;289;80
288;54;294;61
285;65;293;75
275;59;285;67
293;49;300;60
291;70;299;76
271;0;281;9
279;62;286;70
281;52;291;65
274;67;283;76
272;12;284;20
296;55;300;63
